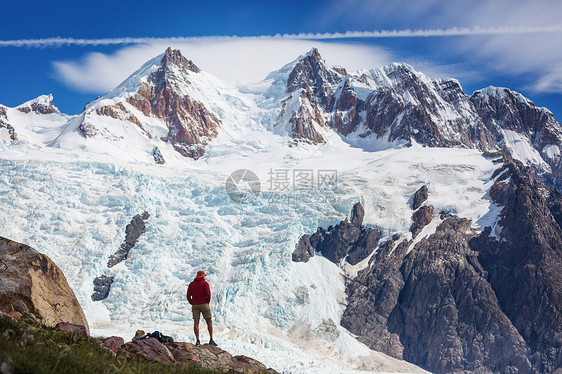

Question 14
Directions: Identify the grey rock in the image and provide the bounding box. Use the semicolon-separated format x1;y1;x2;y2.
91;275;114;301
152;146;165;164
108;212;150;268
412;185;429;210
292;235;314;263
296;202;380;265
350;201;364;227
56;322;88;336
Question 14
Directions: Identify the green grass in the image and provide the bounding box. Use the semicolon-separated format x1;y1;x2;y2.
0;314;217;374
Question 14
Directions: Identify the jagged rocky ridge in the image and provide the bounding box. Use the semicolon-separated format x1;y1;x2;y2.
297;157;561;373
281;49;562;187
1;48;561;189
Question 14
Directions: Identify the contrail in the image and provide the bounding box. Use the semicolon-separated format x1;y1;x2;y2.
2;25;561;48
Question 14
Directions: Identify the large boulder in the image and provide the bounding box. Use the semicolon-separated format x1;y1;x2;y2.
119;337;174;364
0;236;89;335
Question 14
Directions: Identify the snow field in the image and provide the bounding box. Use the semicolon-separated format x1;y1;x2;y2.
0;144;497;373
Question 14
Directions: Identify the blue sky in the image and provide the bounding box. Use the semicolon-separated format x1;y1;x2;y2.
1;0;562;119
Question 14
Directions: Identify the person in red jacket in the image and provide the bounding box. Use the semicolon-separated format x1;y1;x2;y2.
186;270;217;346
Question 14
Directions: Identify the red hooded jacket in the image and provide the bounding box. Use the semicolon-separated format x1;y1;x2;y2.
187;276;211;305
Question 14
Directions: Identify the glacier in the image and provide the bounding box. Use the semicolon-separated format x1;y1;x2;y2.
0;144;499;373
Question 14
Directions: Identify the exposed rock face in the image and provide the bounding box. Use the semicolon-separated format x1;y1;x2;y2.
0;106;17;142
471;86;562;186
473;158;562;373
282;50;562;187
107;211;150;268
77;47;221;160
362;67;477;148
126;47;221;159
292;234;314;263
278;48;345;144
410;205;434;237
341;158;562;373
119;338;279;373
91;275;114;301
0;237;89;335
16;94;60;115
295;202;381;265
412;184;429;210
152;146;165;164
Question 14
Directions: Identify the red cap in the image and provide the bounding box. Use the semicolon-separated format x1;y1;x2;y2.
196;270;207;277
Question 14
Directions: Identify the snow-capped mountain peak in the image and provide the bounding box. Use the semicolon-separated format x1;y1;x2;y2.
16;94;60;115
53;48;222;161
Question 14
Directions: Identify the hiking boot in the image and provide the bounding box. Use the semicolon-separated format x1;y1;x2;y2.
195;340;200;346
209;339;217;346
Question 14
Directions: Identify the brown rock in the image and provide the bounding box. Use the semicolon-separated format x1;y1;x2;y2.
412;185;429;210
410;205;434;237
193;344;235;371
0;237;89;335
165;342;201;365
232;355;268;373
125;60;221;159
119;337;174;364
103;336;125;352
56;322;88;336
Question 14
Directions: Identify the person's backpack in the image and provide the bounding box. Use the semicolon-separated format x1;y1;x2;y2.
148;330;174;343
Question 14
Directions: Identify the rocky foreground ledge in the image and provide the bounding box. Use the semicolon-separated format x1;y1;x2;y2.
103;334;278;373
0;236;277;373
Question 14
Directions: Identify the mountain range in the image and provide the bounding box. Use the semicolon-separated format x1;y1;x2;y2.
0;47;560;373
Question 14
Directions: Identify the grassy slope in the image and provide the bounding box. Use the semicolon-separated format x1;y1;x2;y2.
0;314;218;374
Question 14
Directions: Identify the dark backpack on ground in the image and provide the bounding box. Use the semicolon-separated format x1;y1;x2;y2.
148;330;174;343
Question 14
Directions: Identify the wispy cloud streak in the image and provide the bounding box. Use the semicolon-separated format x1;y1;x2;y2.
2;24;562;47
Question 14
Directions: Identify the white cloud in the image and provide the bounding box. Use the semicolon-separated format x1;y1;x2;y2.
51;38;392;93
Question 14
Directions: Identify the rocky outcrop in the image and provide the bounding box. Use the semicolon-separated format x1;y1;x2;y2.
91;275;114;301
278;48;345;144
103;336;125;352
119;337;278;373
152;146;165;164
126;47;221;159
295;202;381;265
0;236;89;335
412;185;429;210
120;337;175;364
93;212;150;301
410;205;434;237
107;211;150;268
16;94;60;115
0;106;18;142
473;157;562;373
292;235;314;263
341;157;562;373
